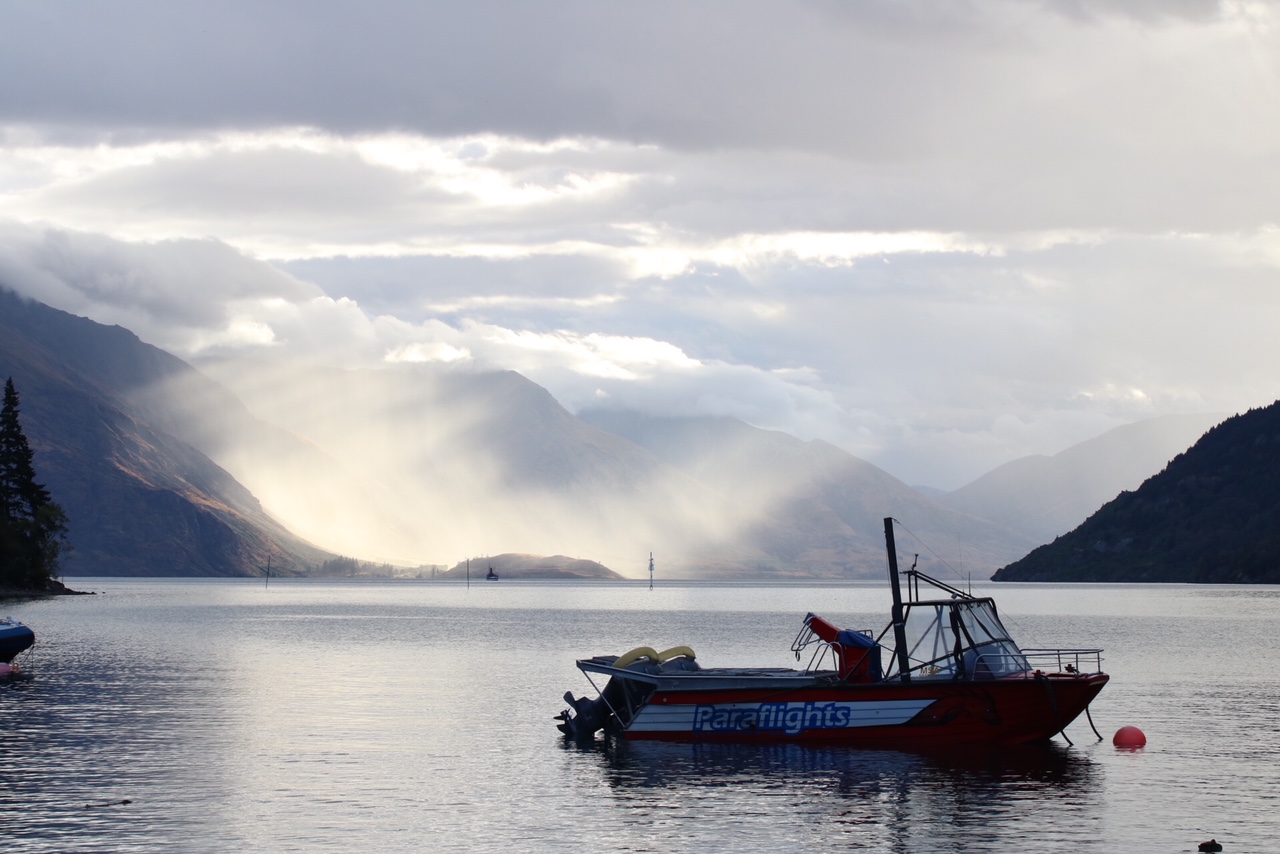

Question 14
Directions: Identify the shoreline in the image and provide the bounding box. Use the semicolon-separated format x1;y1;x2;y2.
0;579;93;599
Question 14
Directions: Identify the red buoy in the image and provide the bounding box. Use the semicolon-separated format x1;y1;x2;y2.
1113;725;1147;748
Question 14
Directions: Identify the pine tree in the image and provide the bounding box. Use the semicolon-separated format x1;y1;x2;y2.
0;378;68;589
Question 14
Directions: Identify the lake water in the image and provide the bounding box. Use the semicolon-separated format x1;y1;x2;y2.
1;579;1275;853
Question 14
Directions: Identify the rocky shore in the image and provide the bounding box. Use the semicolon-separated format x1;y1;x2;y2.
0;578;92;598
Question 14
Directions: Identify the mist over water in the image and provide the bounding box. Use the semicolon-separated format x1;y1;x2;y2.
179;359;840;573
150;357;1038;578
2;580;1275;852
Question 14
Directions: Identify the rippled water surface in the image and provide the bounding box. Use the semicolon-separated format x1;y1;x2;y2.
1;580;1276;852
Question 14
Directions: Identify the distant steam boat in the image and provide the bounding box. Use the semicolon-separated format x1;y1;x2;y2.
556;518;1108;747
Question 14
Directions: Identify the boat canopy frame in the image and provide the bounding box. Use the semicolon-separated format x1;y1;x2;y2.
880;518;1103;682
881;594;1029;681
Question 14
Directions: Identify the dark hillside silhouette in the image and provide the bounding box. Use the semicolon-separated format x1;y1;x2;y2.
0;288;333;576
994;400;1280;582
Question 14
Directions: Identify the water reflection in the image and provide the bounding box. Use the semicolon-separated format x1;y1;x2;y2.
9;580;1275;852
570;734;1098;787
562;737;1106;852
0;651;239;853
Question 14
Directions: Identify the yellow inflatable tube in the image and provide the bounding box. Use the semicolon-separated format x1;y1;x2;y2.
614;645;697;668
657;645;697;662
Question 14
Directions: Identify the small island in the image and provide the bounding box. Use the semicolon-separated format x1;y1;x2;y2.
439;554;624;580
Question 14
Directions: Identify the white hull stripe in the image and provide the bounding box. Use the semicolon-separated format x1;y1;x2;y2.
629;698;935;735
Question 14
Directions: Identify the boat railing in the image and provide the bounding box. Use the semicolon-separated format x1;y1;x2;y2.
792;634;842;674
966;649;1103;679
791;621;882;679
1021;648;1104;675
790;619;843;673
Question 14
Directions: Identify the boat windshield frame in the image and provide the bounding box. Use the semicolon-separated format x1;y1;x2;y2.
881;594;1030;681
877;557;1033;682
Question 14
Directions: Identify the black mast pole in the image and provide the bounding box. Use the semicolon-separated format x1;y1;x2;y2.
884;517;912;682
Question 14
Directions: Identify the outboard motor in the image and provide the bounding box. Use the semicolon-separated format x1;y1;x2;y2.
557;647;698;740
557;669;646;740
556;692;609;740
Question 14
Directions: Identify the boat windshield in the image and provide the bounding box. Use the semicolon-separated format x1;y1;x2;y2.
884;597;1030;681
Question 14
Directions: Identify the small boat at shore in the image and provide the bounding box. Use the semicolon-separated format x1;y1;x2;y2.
0;616;35;668
556;518;1108;747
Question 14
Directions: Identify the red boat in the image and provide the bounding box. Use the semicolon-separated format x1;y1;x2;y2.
556;518;1108;747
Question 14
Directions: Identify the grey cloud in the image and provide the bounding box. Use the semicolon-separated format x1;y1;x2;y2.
17;131;1275;263
59;148;430;222
17;137;679;252
0;224;320;351
4;3;1275;234
0;3;1254;149
0;0;1273;490
0;1;610;137
279;254;632;324
0;221;1271;489
274;234;1280;445
1041;0;1225;24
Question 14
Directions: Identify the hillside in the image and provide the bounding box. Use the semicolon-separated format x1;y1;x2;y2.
993;401;1280;582
580;410;1036;578
0;288;334;576
941;413;1223;543
195;359;754;574
14;286;1224;582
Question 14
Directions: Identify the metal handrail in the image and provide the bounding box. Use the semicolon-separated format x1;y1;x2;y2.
1022;648;1105;674
961;649;1104;680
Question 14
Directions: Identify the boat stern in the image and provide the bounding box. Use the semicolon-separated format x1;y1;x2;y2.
555;647;699;740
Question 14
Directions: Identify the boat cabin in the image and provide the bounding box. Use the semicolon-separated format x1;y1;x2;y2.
889;593;1029;680
796;589;1027;684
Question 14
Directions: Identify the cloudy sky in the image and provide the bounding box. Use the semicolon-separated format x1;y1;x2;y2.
1;0;1277;488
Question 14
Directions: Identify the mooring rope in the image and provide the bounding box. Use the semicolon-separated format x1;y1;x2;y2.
1084;704;1104;741
1035;672;1073;746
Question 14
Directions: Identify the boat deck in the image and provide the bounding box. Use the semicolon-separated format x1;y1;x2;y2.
578;657;838;690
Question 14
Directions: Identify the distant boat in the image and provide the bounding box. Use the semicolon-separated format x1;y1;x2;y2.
556;517;1108;747
486;566;499;581
0;616;35;668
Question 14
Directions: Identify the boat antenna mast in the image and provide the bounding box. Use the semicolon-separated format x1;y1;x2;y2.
648;552;654;590
883;517;913;682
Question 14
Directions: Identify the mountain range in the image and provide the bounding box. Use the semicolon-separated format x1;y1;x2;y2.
578;410;1036;577
938;413;1224;543
994;400;1280;582
191;358;1037;578
0;287;1229;580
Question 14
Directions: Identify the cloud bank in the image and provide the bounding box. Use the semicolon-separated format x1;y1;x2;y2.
1;1;1278;489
